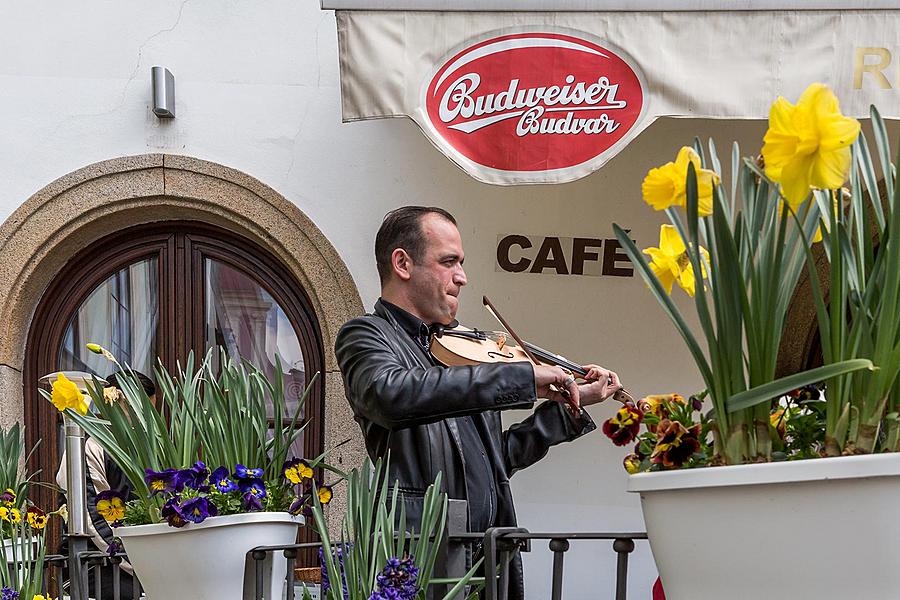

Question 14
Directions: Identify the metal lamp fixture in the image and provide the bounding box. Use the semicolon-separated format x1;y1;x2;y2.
151;66;176;118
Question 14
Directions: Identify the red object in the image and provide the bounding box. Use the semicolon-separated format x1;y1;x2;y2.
423;31;645;176
653;577;667;600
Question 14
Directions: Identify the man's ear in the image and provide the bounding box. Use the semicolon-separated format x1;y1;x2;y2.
391;248;413;281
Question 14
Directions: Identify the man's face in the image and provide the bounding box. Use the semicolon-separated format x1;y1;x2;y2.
407;214;468;325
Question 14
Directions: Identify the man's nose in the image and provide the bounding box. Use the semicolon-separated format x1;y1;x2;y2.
455;265;468;286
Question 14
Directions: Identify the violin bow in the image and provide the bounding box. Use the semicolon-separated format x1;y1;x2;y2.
482;295;633;407
482;295;582;417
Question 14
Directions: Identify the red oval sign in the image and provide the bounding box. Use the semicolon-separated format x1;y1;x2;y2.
422;31;646;184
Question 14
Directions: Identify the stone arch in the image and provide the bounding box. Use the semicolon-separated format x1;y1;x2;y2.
0;154;366;477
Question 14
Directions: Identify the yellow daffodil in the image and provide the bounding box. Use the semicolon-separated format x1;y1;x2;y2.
762;83;861;210
642;147;720;217
103;386;120;405
50;373;90;416
87;343;117;362
643;225;710;297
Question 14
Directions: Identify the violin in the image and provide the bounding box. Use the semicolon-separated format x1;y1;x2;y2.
429;296;633;407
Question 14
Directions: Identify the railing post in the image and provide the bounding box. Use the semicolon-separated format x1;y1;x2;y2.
548;538;569;600
64;414;90;600
284;548;297;600
252;549;267;600
613;537;635;600
432;499;468;600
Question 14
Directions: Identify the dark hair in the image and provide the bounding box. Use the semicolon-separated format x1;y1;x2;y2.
375;206;457;285
106;371;156;397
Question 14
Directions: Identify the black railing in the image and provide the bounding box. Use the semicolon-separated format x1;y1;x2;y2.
30;527;646;599
246;528;648;600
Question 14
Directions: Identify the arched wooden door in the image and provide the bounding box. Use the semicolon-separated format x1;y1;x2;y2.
24;221;326;556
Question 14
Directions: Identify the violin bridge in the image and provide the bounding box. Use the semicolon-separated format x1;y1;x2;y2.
497;332;507;350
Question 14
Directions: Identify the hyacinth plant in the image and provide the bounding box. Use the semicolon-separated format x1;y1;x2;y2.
42;345;340;526
308;458;479;600
613;82;873;465
793;105;900;456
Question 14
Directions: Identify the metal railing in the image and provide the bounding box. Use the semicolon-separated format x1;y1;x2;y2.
245;528;648;600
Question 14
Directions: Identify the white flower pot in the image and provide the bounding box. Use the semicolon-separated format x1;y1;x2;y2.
116;512;302;600
2;537;35;562
629;453;900;600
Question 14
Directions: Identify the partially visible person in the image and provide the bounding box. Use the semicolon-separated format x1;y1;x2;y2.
56;370;156;599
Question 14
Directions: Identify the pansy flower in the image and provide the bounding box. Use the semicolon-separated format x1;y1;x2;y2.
288;496;310;517
0;507;21;523
210;466;238;493
106;539;123;557
602;403;643;447
25;506;48;530
651;419;702;468
96;490;127;525
316;484;333;506
243;492;264;512
161;497;188;528
181;497;218;524
144;468;182;496
623;454;642;475
177;461;210;491
235;464;264;480
239;478;266;499
0;489;16;506
282;458;314;485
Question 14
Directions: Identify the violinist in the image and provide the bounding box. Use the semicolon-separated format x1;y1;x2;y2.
334;206;624;600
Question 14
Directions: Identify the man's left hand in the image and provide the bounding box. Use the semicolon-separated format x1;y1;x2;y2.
578;364;622;406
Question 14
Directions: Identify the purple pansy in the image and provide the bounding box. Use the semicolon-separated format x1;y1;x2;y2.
239;478;267;499
243;492;264;512
144;468;183;496
235;464;264;480
210;466;238;493
177;461;209;490
160;497;188;528
181;496;218;524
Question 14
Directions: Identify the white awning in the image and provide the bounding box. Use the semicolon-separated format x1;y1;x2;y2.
323;1;898;10
332;9;900;184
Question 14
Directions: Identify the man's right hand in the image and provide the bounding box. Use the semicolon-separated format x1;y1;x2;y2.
532;364;580;409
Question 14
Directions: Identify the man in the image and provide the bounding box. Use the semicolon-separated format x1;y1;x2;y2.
335;206;623;599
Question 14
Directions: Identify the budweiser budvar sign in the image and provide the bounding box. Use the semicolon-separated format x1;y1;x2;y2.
421;29;647;185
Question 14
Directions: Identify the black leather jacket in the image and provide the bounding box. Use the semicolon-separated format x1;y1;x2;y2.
335;300;596;565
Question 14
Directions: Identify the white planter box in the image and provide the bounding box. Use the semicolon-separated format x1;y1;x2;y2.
2;538;35;562
117;512;302;600
628;453;900;600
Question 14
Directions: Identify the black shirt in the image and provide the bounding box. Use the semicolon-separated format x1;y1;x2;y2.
380;299;497;532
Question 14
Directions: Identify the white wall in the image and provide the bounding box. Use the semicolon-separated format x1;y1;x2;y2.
3;2;894;598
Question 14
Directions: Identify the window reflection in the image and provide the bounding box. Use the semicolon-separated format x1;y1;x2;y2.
59;258;159;383
204;259;307;458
